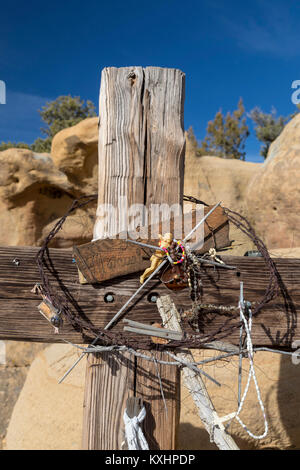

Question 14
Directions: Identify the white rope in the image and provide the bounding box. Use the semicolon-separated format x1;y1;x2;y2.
123;406;149;450
233;302;268;440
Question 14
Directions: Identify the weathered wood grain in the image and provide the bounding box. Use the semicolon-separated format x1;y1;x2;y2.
134;351;180;450
82;351;134;450
93;67;185;240
84;66;184;450
0;246;299;349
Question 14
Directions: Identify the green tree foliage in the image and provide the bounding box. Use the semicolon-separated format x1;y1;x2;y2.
30;137;52;153
198;98;249;160
0;141;30;152
186;126;202;157
31;95;96;152
249;107;290;159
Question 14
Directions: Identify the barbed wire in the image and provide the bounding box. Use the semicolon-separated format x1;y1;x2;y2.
35;194;281;350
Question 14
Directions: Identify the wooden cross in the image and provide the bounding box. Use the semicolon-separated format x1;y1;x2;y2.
0;66;300;450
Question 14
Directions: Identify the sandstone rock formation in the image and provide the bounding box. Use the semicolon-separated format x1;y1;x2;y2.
5;344;85;450
51;117;98;195
0;148;71;246
0;341;45;449
178;349;300;450
184;136;261;213
0;125;98;248
0;121;99;448
184;135;260;255
246;114;300;249
2;114;299;250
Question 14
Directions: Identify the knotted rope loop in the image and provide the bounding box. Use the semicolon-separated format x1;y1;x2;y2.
234;303;268;440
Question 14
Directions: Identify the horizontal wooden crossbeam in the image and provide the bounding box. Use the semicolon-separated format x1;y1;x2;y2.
0;246;299;349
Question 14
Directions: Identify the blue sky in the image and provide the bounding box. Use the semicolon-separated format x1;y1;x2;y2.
0;0;299;162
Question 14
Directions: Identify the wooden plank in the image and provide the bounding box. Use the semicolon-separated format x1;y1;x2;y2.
134;351;180;450
84;66;184;450
82;351;134;450
157;295;239;450
0;246;299;348
73;238;150;284
74;206;230;284
93;66;185;241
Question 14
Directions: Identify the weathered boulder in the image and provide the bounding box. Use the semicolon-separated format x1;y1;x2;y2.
184;142;261;213
51;117;98;195
184;136;261;255
0;148;71;246
0;147;97;248
0;124;98;444
270;247;300;258
246;114;300;249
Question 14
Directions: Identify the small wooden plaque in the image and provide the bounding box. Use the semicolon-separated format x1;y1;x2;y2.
73;205;230;284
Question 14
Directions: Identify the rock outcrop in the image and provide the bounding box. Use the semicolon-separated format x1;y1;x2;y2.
0;124;98;248
246;114;300;249
51;117;98;195
0;149;72;246
184;138;261;213
184;136;260;255
2;114;300;250
0;121;99;448
0;341;45;449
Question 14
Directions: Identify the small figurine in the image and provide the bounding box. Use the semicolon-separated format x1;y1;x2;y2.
139;233;173;284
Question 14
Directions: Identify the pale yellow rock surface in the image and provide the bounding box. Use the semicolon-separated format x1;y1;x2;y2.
5;344;85;450
178;350;300;450
184;136;260;255
0;341;46;449
184;135;261;213
269;247;300;258
51;117;98;195
0;149;72;247
0;123;260;251
0;145;97;248
246;114;300;249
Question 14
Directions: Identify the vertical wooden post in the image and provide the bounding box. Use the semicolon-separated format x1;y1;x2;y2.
83;66;185;450
135;352;181;450
82;351;134;450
